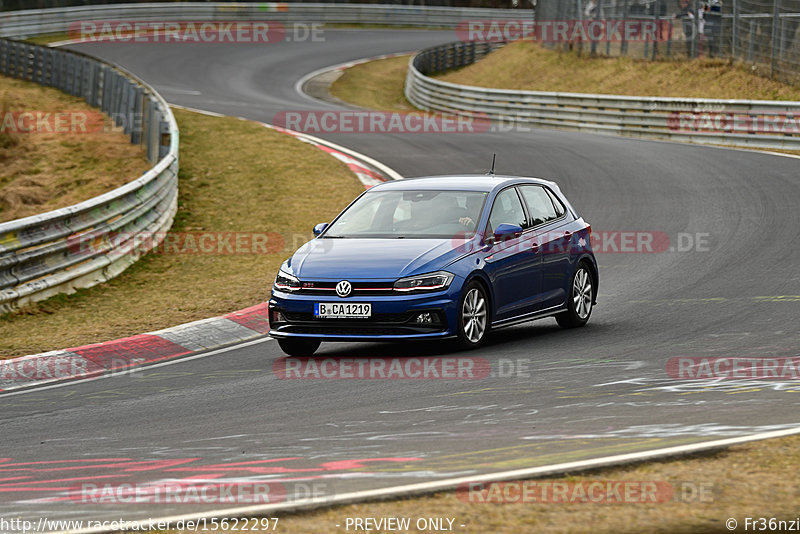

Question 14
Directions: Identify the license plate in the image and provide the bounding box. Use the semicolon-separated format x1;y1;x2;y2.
314;302;372;319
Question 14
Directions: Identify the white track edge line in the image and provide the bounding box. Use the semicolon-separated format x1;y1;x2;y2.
0;337;272;398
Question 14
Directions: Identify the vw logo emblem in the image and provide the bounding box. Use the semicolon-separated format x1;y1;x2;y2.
335;280;352;298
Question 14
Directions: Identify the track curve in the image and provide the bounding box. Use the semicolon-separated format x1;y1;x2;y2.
1;29;799;527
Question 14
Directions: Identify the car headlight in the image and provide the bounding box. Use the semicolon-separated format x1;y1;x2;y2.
274;269;301;292
393;271;454;293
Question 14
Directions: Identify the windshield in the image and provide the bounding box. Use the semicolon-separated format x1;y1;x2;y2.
324;190;488;239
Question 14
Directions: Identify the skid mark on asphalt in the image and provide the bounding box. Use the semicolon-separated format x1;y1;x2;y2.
401;437;705;473
594;377;800;394
0;370;265;408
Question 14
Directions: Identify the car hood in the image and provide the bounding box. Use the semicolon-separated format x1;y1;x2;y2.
288;238;464;280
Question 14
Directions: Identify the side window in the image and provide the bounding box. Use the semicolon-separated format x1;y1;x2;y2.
488;188;526;233
519;186;559;226
546;188;567;218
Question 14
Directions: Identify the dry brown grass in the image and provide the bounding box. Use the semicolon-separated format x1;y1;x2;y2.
0;74;150;222
437;41;800;100
0;108;363;357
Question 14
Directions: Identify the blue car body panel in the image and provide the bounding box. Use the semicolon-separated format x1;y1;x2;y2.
269;175;597;342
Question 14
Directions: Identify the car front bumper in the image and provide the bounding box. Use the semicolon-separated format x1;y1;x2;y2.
268;285;462;342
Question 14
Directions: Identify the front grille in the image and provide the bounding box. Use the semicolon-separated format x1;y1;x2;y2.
297;281;395;296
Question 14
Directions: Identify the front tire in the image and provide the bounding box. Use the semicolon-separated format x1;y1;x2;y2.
277;338;321;357
456;281;490;349
556;263;594;328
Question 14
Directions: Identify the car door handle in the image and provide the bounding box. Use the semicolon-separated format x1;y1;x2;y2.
531;242;539;251
564;231;572;239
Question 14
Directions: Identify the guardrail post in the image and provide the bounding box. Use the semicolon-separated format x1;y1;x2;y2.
33;46;44;84
88;62;99;107
100;66;111;114
42;48;52;86
120;79;131;131
124;83;135;136
131;87;144;145
146;98;157;163
158;116;170;160
64;54;73;93
8;41;17;78
0;40;7;75
52;49;61;90
112;73;123;125
73;56;84;96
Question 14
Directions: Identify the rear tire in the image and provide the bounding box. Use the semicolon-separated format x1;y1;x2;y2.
556;263;594;328
456;281;490;349
277;338;321;357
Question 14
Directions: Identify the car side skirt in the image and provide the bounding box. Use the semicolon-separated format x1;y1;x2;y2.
491;303;566;329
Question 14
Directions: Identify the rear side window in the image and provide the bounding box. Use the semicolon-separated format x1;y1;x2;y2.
545;188;567;218
519;185;560;226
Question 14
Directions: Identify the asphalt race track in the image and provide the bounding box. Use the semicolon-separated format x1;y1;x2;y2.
1;29;799;526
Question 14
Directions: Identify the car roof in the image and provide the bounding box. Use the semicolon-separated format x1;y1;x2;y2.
368;175;558;193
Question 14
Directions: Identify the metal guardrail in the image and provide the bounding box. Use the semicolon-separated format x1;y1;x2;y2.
0;3;523;38
0;38;178;313
405;41;800;151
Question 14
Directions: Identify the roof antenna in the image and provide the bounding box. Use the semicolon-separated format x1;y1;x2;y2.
487;153;496;176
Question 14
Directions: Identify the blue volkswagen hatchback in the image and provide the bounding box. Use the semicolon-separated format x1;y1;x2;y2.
269;175;597;356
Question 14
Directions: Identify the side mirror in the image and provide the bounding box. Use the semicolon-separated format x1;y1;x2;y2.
493;223;523;243
313;222;329;236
